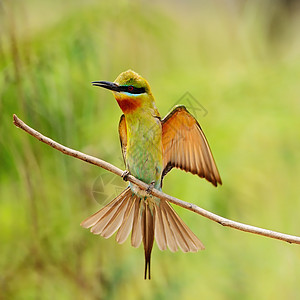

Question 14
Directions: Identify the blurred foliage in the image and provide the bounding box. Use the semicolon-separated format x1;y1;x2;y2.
1;0;300;299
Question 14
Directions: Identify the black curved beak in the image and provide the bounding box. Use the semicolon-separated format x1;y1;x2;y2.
92;81;120;92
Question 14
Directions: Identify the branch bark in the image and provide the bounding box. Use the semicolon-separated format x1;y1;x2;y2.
13;114;300;245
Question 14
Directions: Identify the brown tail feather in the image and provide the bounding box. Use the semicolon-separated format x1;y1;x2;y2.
81;187;204;280
142;201;155;280
116;197;136;244
131;196;142;248
153;204;167;251
159;202;179;252
155;200;205;252
80;187;132;237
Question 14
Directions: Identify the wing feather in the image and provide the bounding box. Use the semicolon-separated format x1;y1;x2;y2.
119;114;127;163
162;105;222;186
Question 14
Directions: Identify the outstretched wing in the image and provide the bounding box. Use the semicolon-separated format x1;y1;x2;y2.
119;114;127;164
161;105;222;186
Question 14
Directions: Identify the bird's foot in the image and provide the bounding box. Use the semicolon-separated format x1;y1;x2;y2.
146;181;155;195
121;170;130;181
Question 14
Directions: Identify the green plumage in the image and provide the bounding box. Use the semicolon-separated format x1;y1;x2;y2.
125;111;163;190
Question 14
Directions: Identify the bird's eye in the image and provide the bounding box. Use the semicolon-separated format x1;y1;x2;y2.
119;85;145;94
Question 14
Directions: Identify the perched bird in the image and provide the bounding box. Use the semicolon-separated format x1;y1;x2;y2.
81;70;222;279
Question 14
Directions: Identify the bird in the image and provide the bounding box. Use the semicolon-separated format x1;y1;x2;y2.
81;70;222;279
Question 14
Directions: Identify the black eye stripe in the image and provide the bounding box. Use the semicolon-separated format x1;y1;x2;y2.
119;85;146;94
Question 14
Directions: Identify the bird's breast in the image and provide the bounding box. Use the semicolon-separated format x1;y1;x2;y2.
125;116;163;187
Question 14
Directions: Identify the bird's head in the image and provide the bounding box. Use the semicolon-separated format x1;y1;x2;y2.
92;70;157;115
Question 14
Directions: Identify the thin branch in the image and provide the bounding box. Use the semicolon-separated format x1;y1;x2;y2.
13;114;300;245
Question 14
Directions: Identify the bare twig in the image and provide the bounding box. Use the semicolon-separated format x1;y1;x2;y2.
13;114;300;245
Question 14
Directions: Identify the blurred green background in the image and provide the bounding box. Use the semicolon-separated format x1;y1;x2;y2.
1;0;300;299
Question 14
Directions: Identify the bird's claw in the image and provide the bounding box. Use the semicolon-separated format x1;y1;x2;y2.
146;181;155;195
121;170;130;181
